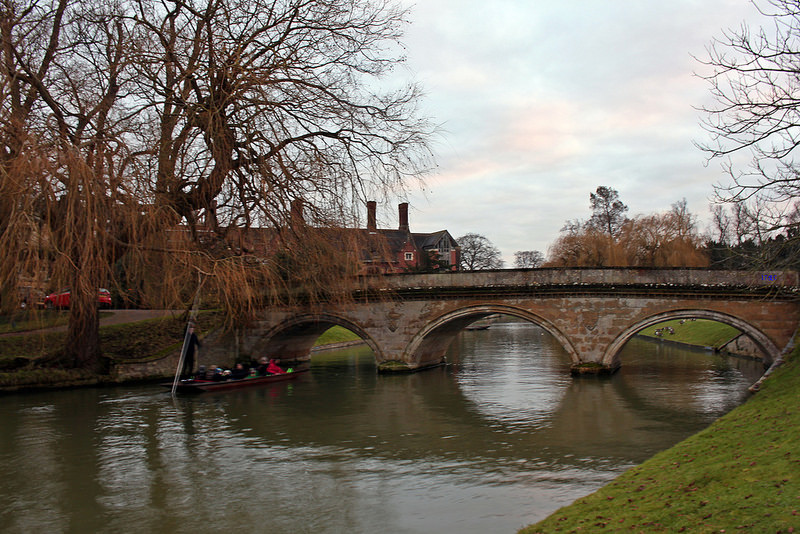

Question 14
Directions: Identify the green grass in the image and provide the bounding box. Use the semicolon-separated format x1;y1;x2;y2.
637;319;741;349
314;325;361;346
520;336;800;533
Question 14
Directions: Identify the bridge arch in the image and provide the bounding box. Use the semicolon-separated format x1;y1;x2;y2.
257;313;384;363
601;309;780;370
404;304;580;367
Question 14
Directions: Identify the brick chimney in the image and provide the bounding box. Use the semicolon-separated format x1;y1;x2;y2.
367;200;377;232
398;202;409;232
290;198;304;226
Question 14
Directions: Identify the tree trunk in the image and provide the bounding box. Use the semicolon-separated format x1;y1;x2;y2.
64;292;103;372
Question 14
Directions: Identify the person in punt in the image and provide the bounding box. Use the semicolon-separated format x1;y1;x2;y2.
230;362;249;380
210;366;225;381
266;358;286;375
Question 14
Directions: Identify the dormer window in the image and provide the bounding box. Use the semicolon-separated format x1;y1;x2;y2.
405;252;414;261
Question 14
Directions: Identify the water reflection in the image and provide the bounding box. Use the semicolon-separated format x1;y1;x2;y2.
0;322;763;533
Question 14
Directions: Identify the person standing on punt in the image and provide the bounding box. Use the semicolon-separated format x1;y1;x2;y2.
181;324;201;379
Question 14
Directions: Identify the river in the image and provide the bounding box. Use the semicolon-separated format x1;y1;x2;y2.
0;321;764;533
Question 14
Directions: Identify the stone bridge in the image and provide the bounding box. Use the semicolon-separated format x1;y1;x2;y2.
230;268;799;374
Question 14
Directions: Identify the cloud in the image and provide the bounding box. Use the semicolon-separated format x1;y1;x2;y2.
395;0;766;262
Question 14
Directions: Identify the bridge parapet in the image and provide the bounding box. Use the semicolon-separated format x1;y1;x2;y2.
357;269;799;304
376;268;799;291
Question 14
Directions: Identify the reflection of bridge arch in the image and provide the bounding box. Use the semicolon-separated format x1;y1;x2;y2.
214;329;757;469
256;313;383;363
405;304;580;366
602;309;779;370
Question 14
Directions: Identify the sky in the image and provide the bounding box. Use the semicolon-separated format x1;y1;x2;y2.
372;0;768;265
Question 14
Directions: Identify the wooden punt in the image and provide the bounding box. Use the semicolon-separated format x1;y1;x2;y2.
164;368;308;394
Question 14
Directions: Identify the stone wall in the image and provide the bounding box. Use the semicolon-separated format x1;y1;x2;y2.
379;268;799;290
721;334;765;360
110;327;238;382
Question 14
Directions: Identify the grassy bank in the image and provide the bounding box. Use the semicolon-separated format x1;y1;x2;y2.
637;318;741;350
0;311;223;388
314;325;361;346
520;335;800;533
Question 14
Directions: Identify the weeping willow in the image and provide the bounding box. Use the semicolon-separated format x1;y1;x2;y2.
0;0;433;370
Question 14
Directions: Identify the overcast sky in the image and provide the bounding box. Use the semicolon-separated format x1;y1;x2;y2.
372;0;766;264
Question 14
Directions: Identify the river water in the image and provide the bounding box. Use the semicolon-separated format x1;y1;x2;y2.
0;321;764;533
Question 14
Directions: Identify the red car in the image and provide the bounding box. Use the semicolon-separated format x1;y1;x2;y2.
44;288;112;309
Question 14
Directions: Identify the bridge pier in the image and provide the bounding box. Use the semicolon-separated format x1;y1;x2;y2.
376;359;445;373
570;361;621;376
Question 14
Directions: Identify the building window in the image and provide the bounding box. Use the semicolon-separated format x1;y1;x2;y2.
405;252;414;261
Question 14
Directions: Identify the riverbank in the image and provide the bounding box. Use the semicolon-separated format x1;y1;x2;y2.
312;325;362;347
636;318;741;350
0;314;357;392
520;332;800;532
0;310;222;391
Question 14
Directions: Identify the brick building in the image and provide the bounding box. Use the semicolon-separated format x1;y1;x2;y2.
362;201;460;273
187;200;460;275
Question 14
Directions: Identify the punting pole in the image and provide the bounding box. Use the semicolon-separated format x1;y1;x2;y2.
171;270;207;396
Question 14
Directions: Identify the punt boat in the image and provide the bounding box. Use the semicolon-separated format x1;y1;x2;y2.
164;368;308;394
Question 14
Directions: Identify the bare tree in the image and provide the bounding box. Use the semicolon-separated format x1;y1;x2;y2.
669;198;697;239
705;198;800;268
130;0;434;310
0;0;65;313
514;250;544;268
0;0;142;369
697;0;800;236
0;0;434;370
457;233;504;270
132;0;431;229
710;204;731;245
